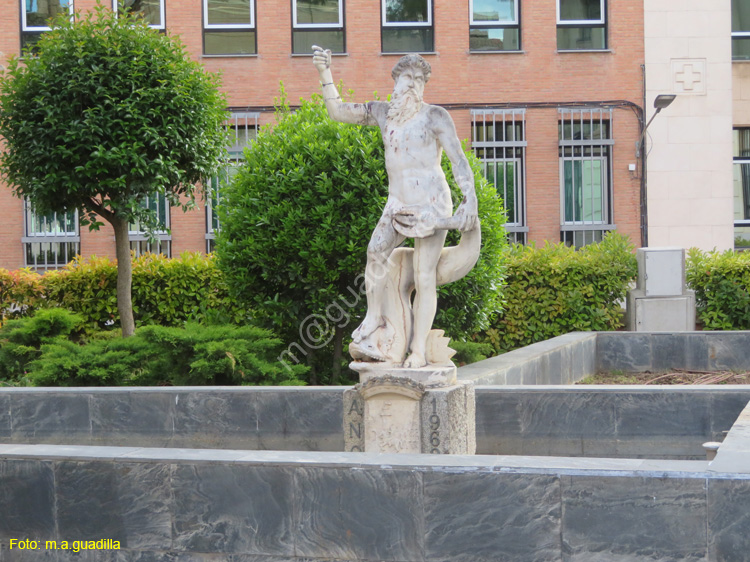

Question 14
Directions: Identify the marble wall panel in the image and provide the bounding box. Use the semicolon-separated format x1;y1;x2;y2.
172;464;295;556
55;461;172;550
90;394;175;447
649;333;688;371
0;395;9;440
255;390;343;451
172;391;260;450
616;392;711;439
423;471;561;562
702;333;750;371
10;393;90;444
293;467;423;561
561;475;707;561
708;478;750;562
596;333;653;372
710;393;750;440
0;460;55;541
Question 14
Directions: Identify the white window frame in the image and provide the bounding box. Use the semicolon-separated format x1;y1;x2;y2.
203;0;255;30
112;0;166;30
469;0;518;26
293;0;343;29
471;108;527;242
556;0;605;25
559;157;609;226
382;0;432;27
22;0;74;32
558;107;615;246
22;200;80;270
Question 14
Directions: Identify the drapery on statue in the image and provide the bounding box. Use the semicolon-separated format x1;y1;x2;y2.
313;46;481;373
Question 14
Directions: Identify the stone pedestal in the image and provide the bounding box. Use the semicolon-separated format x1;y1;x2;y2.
344;377;475;455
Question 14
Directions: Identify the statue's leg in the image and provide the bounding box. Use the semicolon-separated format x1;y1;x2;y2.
404;230;447;368
353;217;404;343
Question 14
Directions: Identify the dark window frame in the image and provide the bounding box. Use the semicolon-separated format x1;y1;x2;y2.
291;0;346;54
469;0;521;53
556;0;607;51
380;0;434;54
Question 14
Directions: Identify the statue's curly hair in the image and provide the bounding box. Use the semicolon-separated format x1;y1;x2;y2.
391;54;431;83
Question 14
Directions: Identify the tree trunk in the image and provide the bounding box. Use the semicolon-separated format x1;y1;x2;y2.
111;215;136;338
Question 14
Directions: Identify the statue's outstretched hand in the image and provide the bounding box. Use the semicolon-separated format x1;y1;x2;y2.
312;45;331;73
454;195;479;232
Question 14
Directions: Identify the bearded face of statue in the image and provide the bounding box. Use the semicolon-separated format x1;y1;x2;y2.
387;67;426;125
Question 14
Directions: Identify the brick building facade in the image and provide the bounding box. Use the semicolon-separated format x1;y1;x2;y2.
0;0;646;271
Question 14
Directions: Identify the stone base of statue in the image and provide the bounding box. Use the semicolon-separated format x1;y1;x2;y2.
343;375;475;455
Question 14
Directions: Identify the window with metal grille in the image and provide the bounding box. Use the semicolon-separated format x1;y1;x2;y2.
21;0;74;52
559;107;614;248
469;0;520;52
292;0;344;55
113;0;165;29
733;0;750;61
203;0;256;55
381;0;433;53
556;0;606;51
206;112;259;252
129;193;171;257
23;201;80;270
471;108;527;244
733;128;750;251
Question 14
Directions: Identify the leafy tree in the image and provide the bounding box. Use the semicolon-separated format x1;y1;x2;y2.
0;4;230;337
216;92;507;384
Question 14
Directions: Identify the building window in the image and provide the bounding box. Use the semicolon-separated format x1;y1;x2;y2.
206;112;258;252
472;109;527;244
733;0;750;61
23;201;80;270
469;0;520;52
129;193;171;257
559;108;614;247
21;0;73;52
733;128;750;251
292;0;344;55
381;0;433;53
203;0;256;55
113;0;165;29
557;0;606;51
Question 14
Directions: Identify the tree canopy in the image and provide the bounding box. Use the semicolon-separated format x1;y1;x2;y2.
0;4;230;336
216;92;507;384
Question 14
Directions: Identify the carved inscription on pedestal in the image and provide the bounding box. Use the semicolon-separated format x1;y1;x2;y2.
343;388;365;452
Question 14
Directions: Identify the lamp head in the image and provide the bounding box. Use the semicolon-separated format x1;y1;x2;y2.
653;94;676;110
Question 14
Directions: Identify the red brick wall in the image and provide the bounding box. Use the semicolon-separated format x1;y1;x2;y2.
0;0;644;270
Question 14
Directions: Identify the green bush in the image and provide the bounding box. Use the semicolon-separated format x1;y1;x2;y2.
1;252;247;330
686;248;750;330
0;268;45;325
22;320;306;387
217;92;507;384
0;309;85;381
480;233;637;353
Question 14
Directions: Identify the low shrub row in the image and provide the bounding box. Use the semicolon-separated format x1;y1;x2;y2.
1;252;247;329
686;248;750;330
0;309;306;387
477;233;638;353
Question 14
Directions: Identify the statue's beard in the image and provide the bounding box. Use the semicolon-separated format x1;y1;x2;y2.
387;89;422;125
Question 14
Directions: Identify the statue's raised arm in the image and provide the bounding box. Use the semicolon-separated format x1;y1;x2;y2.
312;45;379;126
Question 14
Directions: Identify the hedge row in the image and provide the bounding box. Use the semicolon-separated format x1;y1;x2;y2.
0;252;247;329
686;248;750;330
479;233;638;353
0;309;306;387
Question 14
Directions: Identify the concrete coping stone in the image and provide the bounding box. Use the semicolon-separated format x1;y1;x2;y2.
475;385;750;392
0;443;722;478
709;399;750;474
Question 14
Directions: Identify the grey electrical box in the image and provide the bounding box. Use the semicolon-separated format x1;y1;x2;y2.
636;247;685;297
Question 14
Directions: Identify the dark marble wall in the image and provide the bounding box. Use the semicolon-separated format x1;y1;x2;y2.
2;387;750;460
477;388;750;459
0;449;747;562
